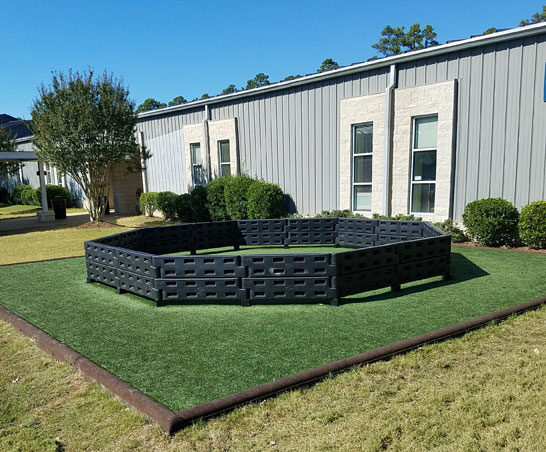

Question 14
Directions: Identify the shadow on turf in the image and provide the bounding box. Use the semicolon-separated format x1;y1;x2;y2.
342;252;489;305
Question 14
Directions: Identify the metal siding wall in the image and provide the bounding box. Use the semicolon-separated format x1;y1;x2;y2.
137;108;203;194
208;74;387;214
398;35;546;220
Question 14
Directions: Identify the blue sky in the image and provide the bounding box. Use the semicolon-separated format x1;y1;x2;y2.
1;0;543;118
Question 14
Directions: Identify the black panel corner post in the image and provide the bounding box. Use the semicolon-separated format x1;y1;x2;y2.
391;284;401;292
442;273;453;281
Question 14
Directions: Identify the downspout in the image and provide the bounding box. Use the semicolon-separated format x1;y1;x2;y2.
382;64;397;216
203;104;211;183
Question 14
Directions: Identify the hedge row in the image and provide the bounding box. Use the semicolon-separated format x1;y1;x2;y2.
462;198;546;249
140;175;286;223
11;183;72;207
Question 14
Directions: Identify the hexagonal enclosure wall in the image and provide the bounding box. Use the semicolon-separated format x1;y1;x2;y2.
84;218;451;306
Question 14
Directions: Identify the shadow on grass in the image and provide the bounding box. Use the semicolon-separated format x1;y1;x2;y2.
342;252;489;305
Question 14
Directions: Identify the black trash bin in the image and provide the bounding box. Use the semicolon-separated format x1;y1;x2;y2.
52;196;67;220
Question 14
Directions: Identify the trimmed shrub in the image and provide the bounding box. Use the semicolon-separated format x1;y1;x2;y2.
247;181;285;219
12;184;33;204
206;176;231;221
0;186;9;204
139;192;159;216
372;213;423;221
175;194;193;222
36;185;73;208
519;201;546;249
433;219;468;243
156;191;178;220
224;174;257;220
462;198;519;247
190;186;211;222
316;209;365;218
21;188;40;206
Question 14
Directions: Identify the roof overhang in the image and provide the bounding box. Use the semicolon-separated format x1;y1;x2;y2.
0;151;38;161
137;22;546;120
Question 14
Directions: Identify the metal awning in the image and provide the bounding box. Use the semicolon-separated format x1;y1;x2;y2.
0;151;38;161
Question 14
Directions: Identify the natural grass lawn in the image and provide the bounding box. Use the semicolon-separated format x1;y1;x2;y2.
0;247;545;415
0;224;128;265
0;204;86;220
2;304;546;451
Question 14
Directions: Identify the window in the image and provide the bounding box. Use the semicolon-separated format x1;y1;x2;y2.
411;115;438;214
218;140;231;176
45;163;52;184
190;143;204;186
352;123;373;211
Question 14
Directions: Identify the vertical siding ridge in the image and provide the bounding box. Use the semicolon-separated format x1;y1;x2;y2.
487;49;498;198
526;42;538;203
513;43;524;202
501;46;511;198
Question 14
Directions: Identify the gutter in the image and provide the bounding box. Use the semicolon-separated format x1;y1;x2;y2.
382;64;396;216
137;22;546;120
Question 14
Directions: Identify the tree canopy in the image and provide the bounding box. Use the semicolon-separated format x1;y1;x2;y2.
136;98;167;113
317;58;339;73
221;84;237;95
31;69;149;222
168;96;187;106
520;6;546;25
372;24;438;56
245;73;270;90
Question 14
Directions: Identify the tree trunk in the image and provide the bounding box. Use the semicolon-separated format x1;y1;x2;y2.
88;193;106;223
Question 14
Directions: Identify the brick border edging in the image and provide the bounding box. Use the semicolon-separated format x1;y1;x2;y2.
2;297;546;435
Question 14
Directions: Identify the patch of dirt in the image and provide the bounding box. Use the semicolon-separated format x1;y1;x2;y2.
75;222;121;229
452;241;546;255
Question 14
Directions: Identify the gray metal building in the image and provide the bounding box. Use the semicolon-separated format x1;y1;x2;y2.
136;23;546;222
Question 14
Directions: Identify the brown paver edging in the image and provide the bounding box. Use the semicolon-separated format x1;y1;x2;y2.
0;305;175;432
1;296;546;435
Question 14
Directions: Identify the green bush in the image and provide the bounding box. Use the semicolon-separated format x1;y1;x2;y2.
156;191;179;220
36;185;73;208
12;184;33;204
433;219;468;243
190;186;211;222
21;188;40;206
175;194;193;222
224;174;257;220
372;213;423;221
462;198;519;247
0;186;9;204
205;176;231;221
247;181;285;219
139;192;159;216
316;209;365;218
519;201;546;249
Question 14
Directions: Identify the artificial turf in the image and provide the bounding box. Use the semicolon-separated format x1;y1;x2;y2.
0;246;545;412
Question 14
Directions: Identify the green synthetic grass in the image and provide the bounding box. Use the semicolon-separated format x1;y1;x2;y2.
0;247;545;413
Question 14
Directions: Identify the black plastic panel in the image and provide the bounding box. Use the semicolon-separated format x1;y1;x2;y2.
242;254;335;277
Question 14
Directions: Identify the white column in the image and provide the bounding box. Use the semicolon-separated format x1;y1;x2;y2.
37;160;55;222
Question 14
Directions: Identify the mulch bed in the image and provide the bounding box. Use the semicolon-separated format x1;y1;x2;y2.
75;222;122;229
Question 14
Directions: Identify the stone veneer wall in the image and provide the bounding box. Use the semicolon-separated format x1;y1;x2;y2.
182;123;205;188
208;118;239;178
391;80;456;222
110;161;144;214
339;93;385;214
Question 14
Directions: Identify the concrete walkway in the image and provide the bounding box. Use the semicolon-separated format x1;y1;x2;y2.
0;212;91;233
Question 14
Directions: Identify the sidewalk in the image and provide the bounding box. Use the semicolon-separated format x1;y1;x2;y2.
0;212;90;233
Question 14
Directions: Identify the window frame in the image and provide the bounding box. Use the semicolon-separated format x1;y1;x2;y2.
351;122;373;213
410;114;438;215
190;142;204;187
218;140;231;177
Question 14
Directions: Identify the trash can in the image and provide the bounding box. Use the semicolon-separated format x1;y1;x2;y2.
52;196;67;220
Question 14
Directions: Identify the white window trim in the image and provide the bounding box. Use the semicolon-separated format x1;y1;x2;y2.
410;114;438;215
351;122;373;213
218;140;231;177
190;142;203;187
